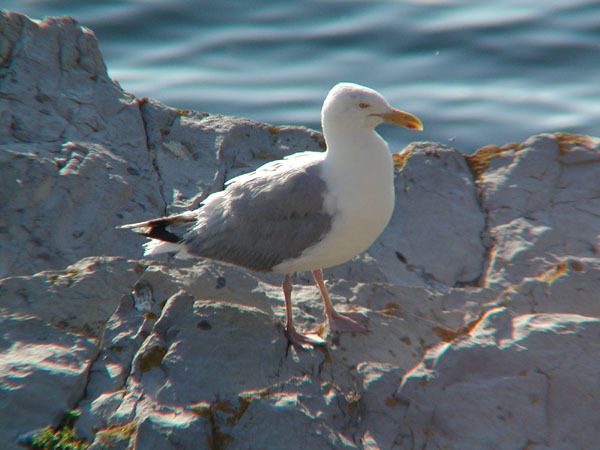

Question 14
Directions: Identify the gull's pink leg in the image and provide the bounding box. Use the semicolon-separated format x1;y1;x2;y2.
312;269;368;333
282;274;325;349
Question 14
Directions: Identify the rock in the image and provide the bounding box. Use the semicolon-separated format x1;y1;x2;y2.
0;10;162;278
395;308;600;449
368;142;486;288
0;315;98;445
472;133;600;288
0;257;141;337
1;10;600;450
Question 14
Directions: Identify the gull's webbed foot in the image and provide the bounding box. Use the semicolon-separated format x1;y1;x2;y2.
326;309;369;334
285;325;326;350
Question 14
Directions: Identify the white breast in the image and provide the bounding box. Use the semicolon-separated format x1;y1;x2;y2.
273;131;395;274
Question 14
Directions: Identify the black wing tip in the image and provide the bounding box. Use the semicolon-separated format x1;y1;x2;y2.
118;216;191;244
142;224;182;243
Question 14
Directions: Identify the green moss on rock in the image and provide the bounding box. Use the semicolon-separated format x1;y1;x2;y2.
30;411;89;450
139;344;168;372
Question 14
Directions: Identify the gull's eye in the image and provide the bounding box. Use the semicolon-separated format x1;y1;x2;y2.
359;102;370;109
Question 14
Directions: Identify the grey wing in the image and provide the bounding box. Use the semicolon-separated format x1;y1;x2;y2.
182;160;332;272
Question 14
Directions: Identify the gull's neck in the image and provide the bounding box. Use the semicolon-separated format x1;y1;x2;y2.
322;122;391;172
315;115;396;269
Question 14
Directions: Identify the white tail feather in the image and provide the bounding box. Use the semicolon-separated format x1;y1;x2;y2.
143;240;192;259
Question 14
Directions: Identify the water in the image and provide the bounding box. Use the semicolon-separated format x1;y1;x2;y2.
4;0;599;152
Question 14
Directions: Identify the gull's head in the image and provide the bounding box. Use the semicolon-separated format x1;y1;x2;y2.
322;82;423;134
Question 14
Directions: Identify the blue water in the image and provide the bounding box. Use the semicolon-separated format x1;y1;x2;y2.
4;1;600;152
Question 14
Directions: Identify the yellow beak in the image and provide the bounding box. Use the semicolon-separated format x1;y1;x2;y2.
374;108;423;130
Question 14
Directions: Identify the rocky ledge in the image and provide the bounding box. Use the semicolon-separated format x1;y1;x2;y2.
1;11;599;450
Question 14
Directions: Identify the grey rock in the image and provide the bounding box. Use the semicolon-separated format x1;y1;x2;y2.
396;308;600;449
0;11;163;278
1;10;600;450
0;314;98;444
369;142;486;288
477;133;600;287
0;257;140;337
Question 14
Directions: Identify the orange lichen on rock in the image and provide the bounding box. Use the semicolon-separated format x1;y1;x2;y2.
268;125;283;135
569;259;585;272
400;335;412;346
385;396;398;407
464;142;521;179
379;301;403;317
432;325;458;342
392;147;413;167
554;132;597;155
537;261;568;283
432;314;487;343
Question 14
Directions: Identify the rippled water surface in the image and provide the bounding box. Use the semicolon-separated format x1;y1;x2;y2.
5;1;599;151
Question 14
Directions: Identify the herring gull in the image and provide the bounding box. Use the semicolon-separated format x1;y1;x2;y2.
120;82;422;348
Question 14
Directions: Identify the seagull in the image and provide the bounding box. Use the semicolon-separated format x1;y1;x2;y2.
120;82;422;348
